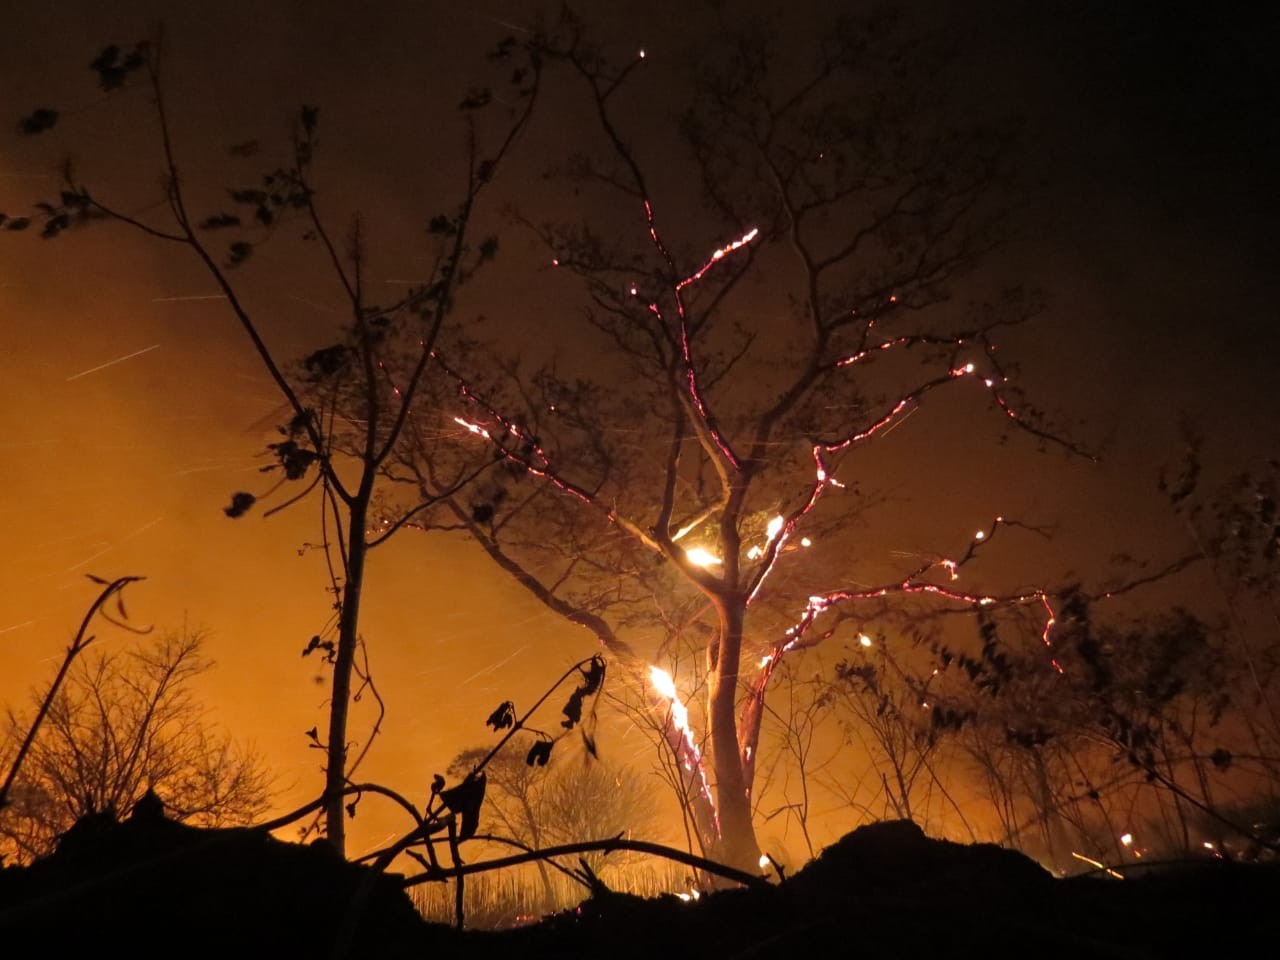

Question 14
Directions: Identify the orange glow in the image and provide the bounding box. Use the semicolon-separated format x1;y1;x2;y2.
684;547;722;568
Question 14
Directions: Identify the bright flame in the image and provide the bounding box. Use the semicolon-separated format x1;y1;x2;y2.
766;515;785;540
1120;833;1133;846
974;530;985;540
746;545;763;560
649;665;678;701
800;537;812;547
649;665;715;818
758;854;771;869
685;547;721;567
858;634;873;648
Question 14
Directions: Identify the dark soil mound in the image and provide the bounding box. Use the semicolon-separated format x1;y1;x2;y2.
4;811;1277;958
0;798;447;957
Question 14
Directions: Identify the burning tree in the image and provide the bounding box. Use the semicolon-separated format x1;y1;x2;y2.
392;14;1088;871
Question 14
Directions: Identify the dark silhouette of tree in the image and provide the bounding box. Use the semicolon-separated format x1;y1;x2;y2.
14;36;540;855
1;628;269;863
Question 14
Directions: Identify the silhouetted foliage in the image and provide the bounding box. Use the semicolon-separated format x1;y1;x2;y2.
1;630;270;863
223;491;256;518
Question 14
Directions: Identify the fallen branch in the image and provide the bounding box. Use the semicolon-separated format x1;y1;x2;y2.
399;836;767;890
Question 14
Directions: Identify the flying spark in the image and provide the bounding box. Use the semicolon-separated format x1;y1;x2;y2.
65;516;164;571
65;344;161;381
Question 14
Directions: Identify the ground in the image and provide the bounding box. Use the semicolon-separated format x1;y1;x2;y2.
2;808;1276;957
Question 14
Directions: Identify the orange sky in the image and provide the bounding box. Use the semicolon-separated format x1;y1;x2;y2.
3;0;1278;863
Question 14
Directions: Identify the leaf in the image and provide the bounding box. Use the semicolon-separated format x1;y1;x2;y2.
19;108;59;136
286;410;312;435
304;726;319;742
41;213;71;239
458;88;493;110
223;491;256;518
346;801;358;819
91;43;148;91
303;344;349;379
1210;748;1233;771
267;439;317;480
227;241;253;267
199;213;241;230
4;217;31;232
580;656;606;696
229;189;268;206
301;636;336;661
427;214;455;236
526;739;553;767
299;105;319;134
561;655;606;729
489;37;517;61
439;773;486;840
485;700;516;731
228;139;260;157
562;688;585;729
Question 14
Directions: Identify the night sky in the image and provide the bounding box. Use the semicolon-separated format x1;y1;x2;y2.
2;0;1278;860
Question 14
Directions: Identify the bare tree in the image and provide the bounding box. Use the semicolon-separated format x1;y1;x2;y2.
1;628;269;863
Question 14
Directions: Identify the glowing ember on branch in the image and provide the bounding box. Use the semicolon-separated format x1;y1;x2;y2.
858;634;873;648
1071;852;1124;880
675;227;760;291
766;515;785;540
452;417;489;439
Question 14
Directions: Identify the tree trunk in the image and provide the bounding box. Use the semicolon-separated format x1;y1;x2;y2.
324;500;368;856
706;600;762;871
